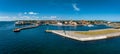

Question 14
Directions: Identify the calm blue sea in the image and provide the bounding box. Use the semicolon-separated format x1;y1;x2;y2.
0;21;120;54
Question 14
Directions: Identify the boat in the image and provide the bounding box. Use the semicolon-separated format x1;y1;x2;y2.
88;24;94;27
13;28;21;32
57;22;63;26
15;21;22;25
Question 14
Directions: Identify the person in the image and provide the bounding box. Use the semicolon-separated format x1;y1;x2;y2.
62;26;66;35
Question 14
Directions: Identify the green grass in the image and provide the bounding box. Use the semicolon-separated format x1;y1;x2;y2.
75;30;120;36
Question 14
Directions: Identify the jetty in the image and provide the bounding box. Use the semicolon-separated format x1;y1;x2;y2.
46;29;120;41
13;24;40;32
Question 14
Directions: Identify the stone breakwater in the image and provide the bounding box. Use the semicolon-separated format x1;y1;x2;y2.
46;29;120;41
13;24;40;32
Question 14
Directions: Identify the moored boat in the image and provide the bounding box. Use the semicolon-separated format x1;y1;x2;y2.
13;28;21;32
88;24;94;27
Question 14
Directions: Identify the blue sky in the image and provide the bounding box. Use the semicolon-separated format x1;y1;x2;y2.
0;0;120;21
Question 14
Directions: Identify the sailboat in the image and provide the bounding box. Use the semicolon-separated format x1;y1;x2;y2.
88;24;94;27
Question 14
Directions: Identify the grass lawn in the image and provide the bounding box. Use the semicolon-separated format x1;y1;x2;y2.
75;29;120;36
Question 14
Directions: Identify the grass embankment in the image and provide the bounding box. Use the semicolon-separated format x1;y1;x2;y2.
75;29;120;36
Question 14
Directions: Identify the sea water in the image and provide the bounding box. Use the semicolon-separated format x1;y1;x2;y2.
0;21;120;54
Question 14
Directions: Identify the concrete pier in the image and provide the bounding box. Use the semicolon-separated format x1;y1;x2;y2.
46;29;120;41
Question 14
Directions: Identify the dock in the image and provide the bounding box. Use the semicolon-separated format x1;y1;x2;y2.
46;29;120;41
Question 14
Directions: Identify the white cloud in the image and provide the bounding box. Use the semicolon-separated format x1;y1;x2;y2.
0;16;17;21
50;16;57;19
41;16;57;20
72;3;80;11
24;12;27;14
0;15;41;21
20;16;30;18
28;12;38;15
0;16;10;18
23;12;39;15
